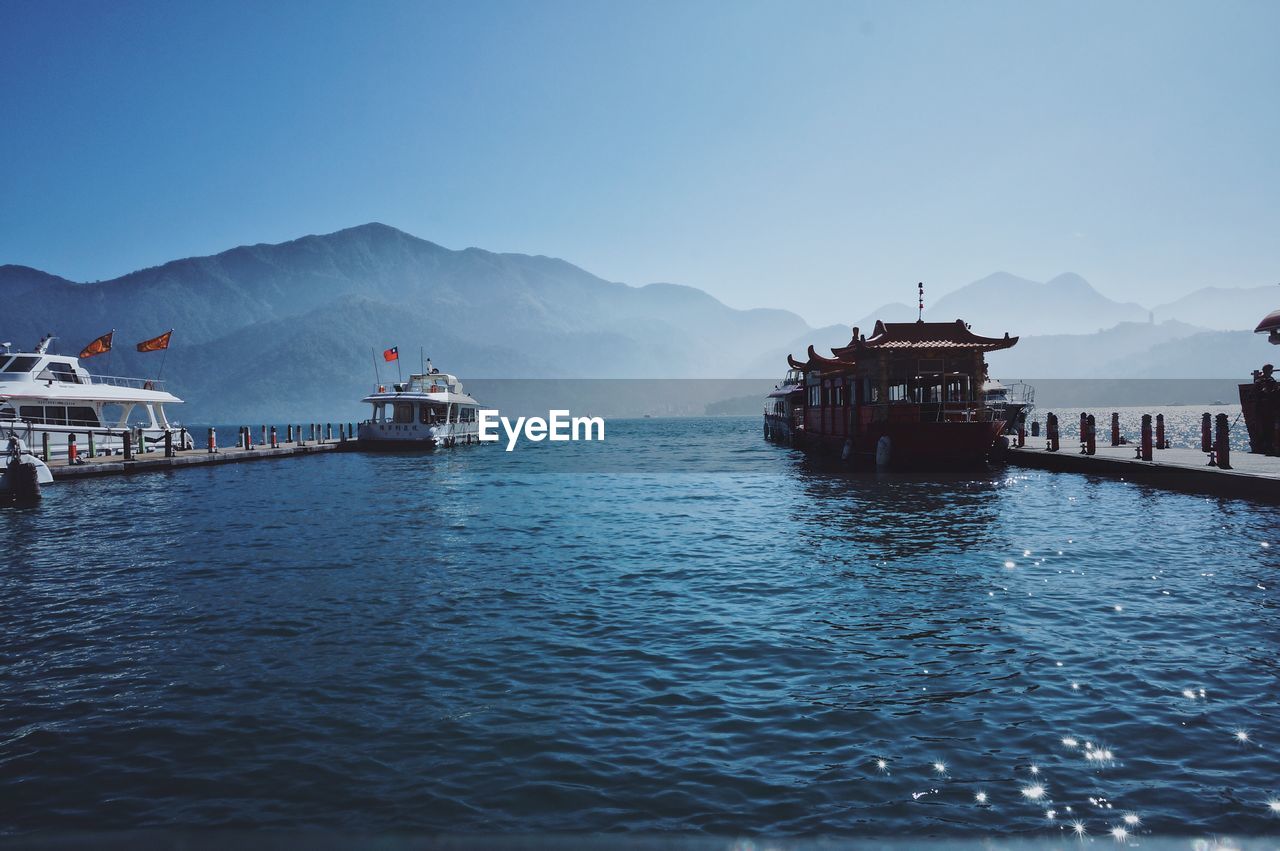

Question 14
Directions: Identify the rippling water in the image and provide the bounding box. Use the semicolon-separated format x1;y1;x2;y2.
2;417;1278;838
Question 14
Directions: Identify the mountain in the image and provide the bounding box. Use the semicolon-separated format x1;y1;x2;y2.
1;223;812;421
925;272;1150;337
4;229;1270;420
985;319;1211;378
1152;285;1280;330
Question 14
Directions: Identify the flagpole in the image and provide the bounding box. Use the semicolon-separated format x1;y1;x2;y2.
372;348;381;387
395;349;402;383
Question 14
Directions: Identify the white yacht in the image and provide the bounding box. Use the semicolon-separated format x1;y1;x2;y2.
0;334;193;457
357;363;484;449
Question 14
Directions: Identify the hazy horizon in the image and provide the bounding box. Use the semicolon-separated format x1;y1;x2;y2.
3;0;1278;325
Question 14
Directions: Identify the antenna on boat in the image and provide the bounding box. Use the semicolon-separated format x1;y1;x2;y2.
917;282;925;323
371;347;382;388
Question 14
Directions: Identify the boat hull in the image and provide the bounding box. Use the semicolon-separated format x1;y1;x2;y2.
794;419;1007;469
1240;382;1280;454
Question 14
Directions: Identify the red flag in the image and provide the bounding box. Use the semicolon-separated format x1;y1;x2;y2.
136;330;173;352
383;346;399;362
78;330;114;359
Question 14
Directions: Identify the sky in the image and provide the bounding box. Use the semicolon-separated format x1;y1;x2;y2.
1;0;1277;325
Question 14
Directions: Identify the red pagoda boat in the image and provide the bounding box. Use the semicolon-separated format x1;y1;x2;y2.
1238;307;1280;455
764;305;1019;468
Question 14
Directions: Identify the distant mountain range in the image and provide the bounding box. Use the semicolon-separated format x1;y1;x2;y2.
2;223;1276;420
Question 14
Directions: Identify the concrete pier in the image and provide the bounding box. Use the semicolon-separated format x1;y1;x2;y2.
46;438;351;481
1005;442;1280;503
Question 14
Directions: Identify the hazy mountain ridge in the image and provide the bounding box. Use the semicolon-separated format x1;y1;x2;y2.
4;224;1275;419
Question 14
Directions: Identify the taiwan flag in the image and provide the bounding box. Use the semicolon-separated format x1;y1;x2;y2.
383;346;399;362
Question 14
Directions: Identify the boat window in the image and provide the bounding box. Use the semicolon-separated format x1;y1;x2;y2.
67;406;100;426
19;405;44;423
394;403;415;424
43;406;68;425
40;362;82;384
889;383;908;402
2;356;39;373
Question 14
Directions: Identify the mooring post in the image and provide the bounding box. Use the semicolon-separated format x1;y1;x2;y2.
1215;413;1231;470
1079;413;1088;454
41;432;50;461
180;427;188;451
236;428;244;450
1111;412;1121;446
1085;414;1097;456
270;426;278;448
139;431;148;454
1201;413;1212;452
261;425;267;447
286;424;293;443
88;431;96;458
67;433;78;465
207;427;217;454
165;430;174;458
1155;414;1166;450
123;431;133;461
1139;414;1153;461
1017;423;1025;448
296;425;303;447
1031;420;1040;438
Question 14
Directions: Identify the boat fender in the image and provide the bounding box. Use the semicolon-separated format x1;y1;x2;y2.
875;435;892;469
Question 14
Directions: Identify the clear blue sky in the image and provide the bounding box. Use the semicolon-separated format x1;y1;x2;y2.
2;0;1277;324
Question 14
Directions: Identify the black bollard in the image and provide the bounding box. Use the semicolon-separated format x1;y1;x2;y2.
1201;413;1212;453
1031;420;1040;438
1085;414;1097;456
1111;412;1121;446
1155;414;1166;450
1139;414;1152;461
123;431;133;461
1215;413;1231;470
165;430;174;458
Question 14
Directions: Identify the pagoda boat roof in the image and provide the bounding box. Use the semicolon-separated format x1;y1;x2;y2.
831;319;1018;357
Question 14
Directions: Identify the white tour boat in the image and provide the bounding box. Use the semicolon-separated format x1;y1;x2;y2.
0;334;193;458
357;363;484;449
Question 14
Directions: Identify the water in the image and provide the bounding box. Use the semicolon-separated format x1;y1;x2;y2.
2;417;1278;838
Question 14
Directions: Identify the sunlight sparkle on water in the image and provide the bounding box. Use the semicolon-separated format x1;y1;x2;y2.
975;791;988;804
932;761;947;775
1234;730;1250;743
1267;798;1280;815
1123;813;1141;826
1110;826;1129;842
1071;820;1088;838
1062;736;1079;747
1021;783;1046;801
875;758;889;773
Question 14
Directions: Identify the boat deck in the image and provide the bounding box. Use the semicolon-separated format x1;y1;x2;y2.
1005;441;1280;502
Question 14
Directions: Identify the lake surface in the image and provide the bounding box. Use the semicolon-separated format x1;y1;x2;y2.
2;417;1278;839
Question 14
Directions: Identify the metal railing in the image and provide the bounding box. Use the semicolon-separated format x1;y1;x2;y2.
87;374;166;390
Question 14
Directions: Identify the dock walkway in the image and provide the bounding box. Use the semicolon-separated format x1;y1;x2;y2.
1005;441;1280;503
46;439;351;481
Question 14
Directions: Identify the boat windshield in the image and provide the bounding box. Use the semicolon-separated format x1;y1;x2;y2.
1;356;39;373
